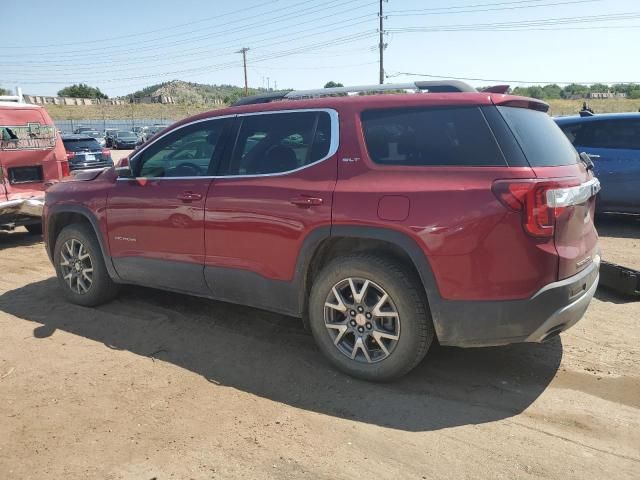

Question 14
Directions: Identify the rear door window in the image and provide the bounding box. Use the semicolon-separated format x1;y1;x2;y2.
225;111;332;176
361;107;505;167
498;107;578;166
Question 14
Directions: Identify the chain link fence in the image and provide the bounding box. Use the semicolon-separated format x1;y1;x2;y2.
54;118;172;134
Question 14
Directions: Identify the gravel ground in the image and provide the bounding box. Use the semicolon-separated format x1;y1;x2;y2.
1;160;638;479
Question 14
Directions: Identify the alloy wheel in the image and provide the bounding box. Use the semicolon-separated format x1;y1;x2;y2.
59;238;94;294
324;277;400;363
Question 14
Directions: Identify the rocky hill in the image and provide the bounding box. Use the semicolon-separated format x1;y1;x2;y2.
129;80;267;105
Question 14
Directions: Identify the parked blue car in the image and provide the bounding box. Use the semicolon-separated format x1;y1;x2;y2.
555;112;640;215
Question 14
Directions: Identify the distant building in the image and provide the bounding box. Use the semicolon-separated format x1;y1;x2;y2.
24;95;126;105
130;95;175;104
588;91;627;99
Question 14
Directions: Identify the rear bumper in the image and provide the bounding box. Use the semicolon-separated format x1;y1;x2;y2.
0;196;45;224
432;258;600;347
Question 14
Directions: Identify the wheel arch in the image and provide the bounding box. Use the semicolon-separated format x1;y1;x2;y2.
46;204;119;280
298;225;443;330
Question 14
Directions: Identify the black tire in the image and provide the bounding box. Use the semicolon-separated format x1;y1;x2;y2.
53;223;119;307
308;254;434;381
25;223;42;235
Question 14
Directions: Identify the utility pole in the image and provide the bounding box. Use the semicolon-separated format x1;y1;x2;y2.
267;77;270;91
236;47;250;95
379;0;385;84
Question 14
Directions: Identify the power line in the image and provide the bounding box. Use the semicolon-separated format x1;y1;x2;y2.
2;0;367;59
1;9;376;72
385;0;555;13
387;11;640;33
2;0;312;49
389;72;640;85
386;0;599;16
2;18;378;83
3;31;378;86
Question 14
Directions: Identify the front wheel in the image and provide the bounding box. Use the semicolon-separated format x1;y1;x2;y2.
308;254;434;381
53;224;119;306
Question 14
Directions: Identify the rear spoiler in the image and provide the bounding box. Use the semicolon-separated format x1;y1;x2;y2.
480;85;510;94
492;97;550;113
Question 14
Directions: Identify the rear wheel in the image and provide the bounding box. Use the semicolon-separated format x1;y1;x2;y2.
308;254;434;381
53;224;119;306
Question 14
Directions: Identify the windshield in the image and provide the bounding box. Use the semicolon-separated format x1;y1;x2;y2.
498;107;578;167
117;131;135;137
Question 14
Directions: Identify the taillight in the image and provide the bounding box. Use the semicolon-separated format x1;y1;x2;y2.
61;161;71;177
101;148;111;157
492;178;595;238
66;151;75;161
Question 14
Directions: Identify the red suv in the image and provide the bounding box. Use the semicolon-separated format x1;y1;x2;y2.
43;82;600;381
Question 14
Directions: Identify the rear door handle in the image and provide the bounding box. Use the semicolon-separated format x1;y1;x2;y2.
177;191;203;202
290;195;324;207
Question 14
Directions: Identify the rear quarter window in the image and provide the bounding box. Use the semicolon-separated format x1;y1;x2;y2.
498;107;578;166
361;107;505;166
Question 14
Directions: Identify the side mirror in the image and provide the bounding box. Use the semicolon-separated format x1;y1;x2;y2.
115;166;132;177
115;157;133;178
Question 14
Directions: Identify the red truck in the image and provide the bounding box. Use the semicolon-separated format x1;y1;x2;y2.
1;95;68;234
43;82;600;381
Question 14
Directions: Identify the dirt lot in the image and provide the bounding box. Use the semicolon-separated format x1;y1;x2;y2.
1;206;639;479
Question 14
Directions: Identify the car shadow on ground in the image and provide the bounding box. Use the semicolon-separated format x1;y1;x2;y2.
0;278;563;432
0;229;42;249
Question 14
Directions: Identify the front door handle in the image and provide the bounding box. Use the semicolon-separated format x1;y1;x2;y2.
290;195;324;207
177;191;203;202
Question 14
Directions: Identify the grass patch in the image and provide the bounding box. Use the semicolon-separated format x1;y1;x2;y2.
42;98;640;122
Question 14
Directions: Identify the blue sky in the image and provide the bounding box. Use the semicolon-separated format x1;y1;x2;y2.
1;0;639;97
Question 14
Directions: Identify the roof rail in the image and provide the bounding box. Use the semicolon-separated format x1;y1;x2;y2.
231;90;291;106
231;81;476;106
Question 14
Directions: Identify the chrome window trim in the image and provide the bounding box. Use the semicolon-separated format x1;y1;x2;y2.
117;108;339;181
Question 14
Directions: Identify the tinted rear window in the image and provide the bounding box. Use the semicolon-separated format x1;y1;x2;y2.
498;107;578;166
361;107;505;166
63;138;101;151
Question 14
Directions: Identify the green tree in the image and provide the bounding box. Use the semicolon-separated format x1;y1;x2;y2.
0;87;9;96
561;83;589;98
541;84;562;99
589;83;609;93
57;83;108;99
324;81;344;88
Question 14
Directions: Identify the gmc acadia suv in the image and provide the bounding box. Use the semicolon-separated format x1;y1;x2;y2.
43;81;601;381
